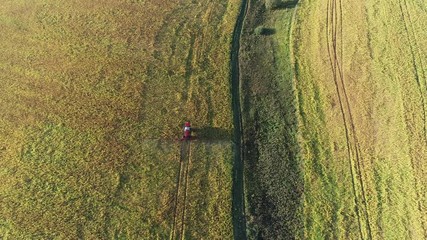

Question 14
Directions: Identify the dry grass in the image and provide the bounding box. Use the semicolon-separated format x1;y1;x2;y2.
0;0;239;238
294;0;427;238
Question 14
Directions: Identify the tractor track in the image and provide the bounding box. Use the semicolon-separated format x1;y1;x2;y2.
230;0;248;239
180;142;191;239
325;0;372;239
398;1;427;236
171;148;183;239
171;141;192;240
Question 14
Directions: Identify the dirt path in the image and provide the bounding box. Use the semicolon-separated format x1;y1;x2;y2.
171;141;192;240
230;0;249;239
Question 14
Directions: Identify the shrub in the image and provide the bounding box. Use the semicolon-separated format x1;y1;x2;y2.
254;26;276;36
265;0;298;10
265;0;282;10
254;26;266;35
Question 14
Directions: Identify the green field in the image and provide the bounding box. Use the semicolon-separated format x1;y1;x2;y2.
239;1;302;239
1;0;426;239
0;0;239;238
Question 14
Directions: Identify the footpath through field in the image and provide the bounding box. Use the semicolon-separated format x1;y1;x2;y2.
230;0;249;239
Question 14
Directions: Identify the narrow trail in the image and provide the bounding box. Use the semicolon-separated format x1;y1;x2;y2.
398;1;427;236
230;0;249;239
325;0;372;239
171;141;191;240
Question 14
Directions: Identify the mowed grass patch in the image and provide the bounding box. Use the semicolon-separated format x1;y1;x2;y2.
0;0;240;238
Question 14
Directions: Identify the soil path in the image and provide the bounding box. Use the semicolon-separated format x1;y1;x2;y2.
230;0;249;239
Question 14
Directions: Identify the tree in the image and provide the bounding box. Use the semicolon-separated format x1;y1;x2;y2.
265;0;282;10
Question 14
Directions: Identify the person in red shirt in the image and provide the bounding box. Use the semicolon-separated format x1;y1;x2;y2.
181;122;191;140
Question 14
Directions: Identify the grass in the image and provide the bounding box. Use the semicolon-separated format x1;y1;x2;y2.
2;0;426;238
239;0;303;239
293;0;427;238
239;0;427;239
0;0;240;238
185;142;233;239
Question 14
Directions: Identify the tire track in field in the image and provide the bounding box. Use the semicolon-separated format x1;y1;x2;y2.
325;0;362;236
325;0;372;238
180;142;191;239
170;145;183;239
398;1;427;236
230;0;248;239
171;141;191;240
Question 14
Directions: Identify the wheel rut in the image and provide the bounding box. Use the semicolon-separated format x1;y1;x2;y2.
230;0;248;239
171;141;192;240
325;0;372;239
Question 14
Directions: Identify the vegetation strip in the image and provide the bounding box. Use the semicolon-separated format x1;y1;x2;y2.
398;0;427;144
398;0;427;235
238;1;303;238
230;0;249;239
326;0;373;238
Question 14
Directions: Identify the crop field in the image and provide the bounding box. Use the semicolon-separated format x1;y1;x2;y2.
239;0;427;239
0;0;240;239
294;0;427;238
1;0;427;239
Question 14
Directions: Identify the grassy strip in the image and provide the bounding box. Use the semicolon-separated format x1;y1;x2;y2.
240;1;303;239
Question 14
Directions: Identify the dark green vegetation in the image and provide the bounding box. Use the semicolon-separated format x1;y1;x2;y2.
0;0;240;238
230;0;248;238
240;0;302;239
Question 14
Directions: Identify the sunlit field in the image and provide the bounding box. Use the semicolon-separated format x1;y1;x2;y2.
0;0;239;238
